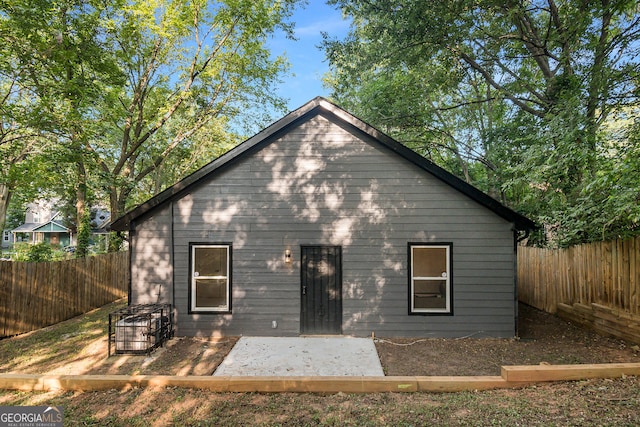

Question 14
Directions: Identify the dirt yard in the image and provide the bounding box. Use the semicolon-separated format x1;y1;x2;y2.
1;300;640;426
0;299;638;377
377;303;640;376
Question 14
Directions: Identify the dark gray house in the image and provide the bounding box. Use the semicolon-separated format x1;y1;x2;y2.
111;97;534;338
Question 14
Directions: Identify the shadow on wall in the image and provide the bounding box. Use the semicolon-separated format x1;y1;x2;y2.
168;116;442;336
133;221;173;305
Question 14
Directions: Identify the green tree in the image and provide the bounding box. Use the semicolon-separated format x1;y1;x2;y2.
2;0;300;253
0;35;44;235
323;0;640;246
134;119;240;204
1;0;125;256
91;0;297;226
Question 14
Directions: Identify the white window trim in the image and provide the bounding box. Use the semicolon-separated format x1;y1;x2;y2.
410;244;451;314
190;244;231;313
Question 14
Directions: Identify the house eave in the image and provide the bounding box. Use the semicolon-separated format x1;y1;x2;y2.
110;98;328;231
110;97;536;232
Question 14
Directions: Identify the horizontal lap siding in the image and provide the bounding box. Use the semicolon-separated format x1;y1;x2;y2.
131;203;173;306
166;115;516;337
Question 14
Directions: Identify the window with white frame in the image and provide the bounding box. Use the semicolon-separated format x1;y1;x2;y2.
190;244;231;313
409;243;452;314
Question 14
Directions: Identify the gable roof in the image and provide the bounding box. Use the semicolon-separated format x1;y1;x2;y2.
33;221;70;233
111;97;535;232
11;211;71;234
12;220;70;233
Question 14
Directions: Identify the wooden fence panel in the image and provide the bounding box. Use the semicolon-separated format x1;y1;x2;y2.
0;252;128;338
518;236;640;315
518;237;640;344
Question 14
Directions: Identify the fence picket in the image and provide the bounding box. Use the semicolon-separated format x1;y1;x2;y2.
519;237;640;343
0;262;8;336
632;237;639;315
518;238;640;314
0;252;128;338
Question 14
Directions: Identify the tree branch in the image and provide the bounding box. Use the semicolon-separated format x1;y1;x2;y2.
458;51;545;118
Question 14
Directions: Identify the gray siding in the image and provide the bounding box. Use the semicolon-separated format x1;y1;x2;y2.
130;203;173;305
134;114;516;338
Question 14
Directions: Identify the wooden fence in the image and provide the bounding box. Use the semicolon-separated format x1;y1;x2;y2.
0;251;129;338
518;236;640;343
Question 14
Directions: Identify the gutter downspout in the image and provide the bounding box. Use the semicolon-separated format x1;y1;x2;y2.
513;226;519;338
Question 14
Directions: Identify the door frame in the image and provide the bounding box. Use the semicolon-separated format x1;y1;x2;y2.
300;245;343;335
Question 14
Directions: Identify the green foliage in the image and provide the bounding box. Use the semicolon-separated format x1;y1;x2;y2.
13;242;54;262
75;208;91;258
1;0;302;238
324;0;640;247
78;0;299;220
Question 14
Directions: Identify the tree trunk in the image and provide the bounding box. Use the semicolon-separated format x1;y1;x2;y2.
107;184;131;252
75;159;90;258
583;0;612;174
0;184;11;235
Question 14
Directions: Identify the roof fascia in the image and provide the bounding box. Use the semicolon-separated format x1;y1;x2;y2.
315;101;536;231
110;98;327;231
111;97;535;231
33;221;70;233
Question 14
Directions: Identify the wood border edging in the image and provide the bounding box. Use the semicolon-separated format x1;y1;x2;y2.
1;363;638;393
501;362;640;382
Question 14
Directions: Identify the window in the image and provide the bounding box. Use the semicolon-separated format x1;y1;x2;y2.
190;244;231;313
409;243;452;314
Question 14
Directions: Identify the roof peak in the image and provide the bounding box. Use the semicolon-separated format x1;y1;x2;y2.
111;97;534;231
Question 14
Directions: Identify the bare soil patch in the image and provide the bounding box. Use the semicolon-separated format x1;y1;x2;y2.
0;300;638;377
1;300;640;426
376;303;640;376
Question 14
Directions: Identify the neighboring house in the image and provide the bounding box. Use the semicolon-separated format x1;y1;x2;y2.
91;208;111;234
111;98;535;338
8;202;111;250
1;230;12;249
90;208;111;252
10;200;73;248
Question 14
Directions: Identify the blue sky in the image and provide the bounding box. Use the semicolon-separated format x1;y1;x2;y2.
267;1;351;111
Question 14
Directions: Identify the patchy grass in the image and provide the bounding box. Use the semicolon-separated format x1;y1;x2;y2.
0;300;121;375
1;378;639;426
1;301;640;425
0;300;236;376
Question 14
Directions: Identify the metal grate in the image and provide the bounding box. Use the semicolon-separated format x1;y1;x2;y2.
108;304;173;356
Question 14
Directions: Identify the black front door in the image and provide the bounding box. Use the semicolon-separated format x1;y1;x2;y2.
300;246;342;334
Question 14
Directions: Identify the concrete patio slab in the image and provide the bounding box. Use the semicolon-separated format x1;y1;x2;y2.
213;337;385;377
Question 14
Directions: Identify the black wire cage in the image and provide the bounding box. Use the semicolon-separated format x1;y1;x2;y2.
108;303;174;356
